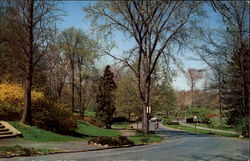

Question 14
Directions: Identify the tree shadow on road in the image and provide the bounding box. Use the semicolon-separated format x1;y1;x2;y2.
156;127;212;139
191;153;248;161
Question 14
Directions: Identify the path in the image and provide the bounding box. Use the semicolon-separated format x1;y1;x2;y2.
2;123;248;161
179;122;238;134
111;125;135;137
0;138;103;152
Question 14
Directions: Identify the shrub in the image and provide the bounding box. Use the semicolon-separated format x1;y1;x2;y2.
0;83;77;135
186;107;215;123
0;104;20;121
89;136;134;146
0;82;44;112
235;117;249;137
112;116;129;123
33;100;77;135
162;116;179;125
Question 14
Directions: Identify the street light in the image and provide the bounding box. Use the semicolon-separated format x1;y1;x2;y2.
194;115;197;132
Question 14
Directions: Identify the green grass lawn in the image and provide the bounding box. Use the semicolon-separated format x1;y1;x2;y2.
76;121;120;137
166;124;238;137
9;121;120;142
9;122;82;142
188;123;235;132
84;111;96;117
113;122;131;129
128;132;163;145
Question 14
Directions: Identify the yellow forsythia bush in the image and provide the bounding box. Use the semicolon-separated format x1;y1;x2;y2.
0;83;44;111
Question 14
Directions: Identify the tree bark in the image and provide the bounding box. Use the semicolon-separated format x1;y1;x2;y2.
21;0;34;125
71;64;75;112
21;72;33;125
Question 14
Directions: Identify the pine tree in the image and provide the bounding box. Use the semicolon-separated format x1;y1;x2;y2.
96;65;117;129
222;43;249;137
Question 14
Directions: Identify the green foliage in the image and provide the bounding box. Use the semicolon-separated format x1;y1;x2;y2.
151;82;177;115
162;115;179;125
186;107;213;123
0;104;20;121
89;136;134;146
33;100;77;135
96;65;117;128
9;122;81;142
76;121;120;137
221;44;249;137
235;117;250;137
84;111;96;117
113;122;130;129
0;82;77;134
115;72;141;119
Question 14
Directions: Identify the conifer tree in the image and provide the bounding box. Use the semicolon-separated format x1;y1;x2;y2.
96;65;117;129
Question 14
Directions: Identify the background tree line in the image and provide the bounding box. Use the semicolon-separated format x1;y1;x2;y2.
0;0;248;137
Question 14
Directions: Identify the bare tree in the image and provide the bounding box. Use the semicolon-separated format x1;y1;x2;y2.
185;68;203;101
57;27;86;112
2;0;60;125
84;0;204;134
47;44;70;100
75;35;98;118
196;1;249;136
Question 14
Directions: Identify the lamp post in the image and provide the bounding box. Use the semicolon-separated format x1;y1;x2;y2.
194;115;197;132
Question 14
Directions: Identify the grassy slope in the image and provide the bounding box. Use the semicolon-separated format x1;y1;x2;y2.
113;122;130;129
9;122;82;142
188;123;235;132
9;121;120;142
76;121;120;137
128;133;163;145
167;124;238;137
84;111;96;117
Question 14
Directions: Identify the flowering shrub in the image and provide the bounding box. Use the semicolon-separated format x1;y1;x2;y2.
0;83;44;111
33;100;77;134
0;83;77;135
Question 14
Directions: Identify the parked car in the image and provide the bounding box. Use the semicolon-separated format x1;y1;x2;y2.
150;117;161;122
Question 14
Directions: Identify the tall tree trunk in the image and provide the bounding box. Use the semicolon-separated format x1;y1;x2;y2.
71;65;75;112
21;0;33;125
79;81;84;119
218;70;222;126
142;75;151;134
21;72;33;125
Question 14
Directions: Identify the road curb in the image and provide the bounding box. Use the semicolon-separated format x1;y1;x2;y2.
0;143;150;159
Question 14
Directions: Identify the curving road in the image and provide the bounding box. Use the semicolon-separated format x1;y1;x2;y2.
2;123;249;161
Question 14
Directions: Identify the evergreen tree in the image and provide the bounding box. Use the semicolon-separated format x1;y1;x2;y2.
96;65;117;129
222;43;249;137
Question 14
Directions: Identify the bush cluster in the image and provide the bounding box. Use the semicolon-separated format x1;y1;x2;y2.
89;136;134;146
33;100;77;135
0;105;20;121
0;83;44;112
162;116;180;125
0;83;77;135
112;116;129;123
186;106;215;124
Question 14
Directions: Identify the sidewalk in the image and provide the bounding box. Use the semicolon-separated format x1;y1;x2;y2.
0;138;102;152
179;123;238;134
111;125;136;137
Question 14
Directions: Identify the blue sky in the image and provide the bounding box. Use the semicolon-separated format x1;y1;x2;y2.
57;1;223;90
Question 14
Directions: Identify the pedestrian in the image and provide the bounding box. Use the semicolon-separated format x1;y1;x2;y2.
155;121;159;130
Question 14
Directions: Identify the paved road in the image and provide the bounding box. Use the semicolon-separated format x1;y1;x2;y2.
2;123;249;161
